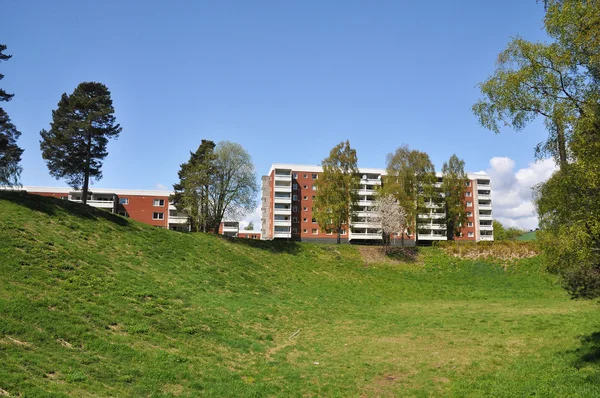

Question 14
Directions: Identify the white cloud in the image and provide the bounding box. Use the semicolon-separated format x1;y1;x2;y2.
239;206;261;232
155;183;169;190
487;157;557;231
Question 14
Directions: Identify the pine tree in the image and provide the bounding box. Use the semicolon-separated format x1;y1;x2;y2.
313;140;360;244
40;82;121;204
0;44;23;186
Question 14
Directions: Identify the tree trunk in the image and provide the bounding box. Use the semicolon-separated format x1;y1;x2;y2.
557;123;567;172
337;227;341;244
82;133;92;205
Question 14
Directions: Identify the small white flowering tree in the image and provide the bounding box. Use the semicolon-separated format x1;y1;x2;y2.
374;194;407;247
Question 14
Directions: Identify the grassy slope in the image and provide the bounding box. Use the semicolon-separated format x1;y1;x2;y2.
0;192;598;397
517;231;538;241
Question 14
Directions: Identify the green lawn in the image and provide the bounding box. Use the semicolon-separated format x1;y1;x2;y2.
517;231;538;241
0;192;598;397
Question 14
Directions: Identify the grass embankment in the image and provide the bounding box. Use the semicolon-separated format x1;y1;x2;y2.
518;231;538;241
0;192;599;397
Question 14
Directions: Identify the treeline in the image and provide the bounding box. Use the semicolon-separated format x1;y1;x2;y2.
473;0;600;299
312;140;472;245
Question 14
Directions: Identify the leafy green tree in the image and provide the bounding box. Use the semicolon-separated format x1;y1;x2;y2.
172;140;216;232
244;221;254;231
207;141;258;233
313;140;360;244
442;154;468;240
0;44;23;186
477;0;600;298
493;220;507;241
40;82;121;204
382;145;437;241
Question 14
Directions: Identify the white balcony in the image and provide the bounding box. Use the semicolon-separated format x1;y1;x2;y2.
478;203;492;210
477;183;491;190
169;216;189;225
480;225;493;231
358;200;374;206
274;196;292;204
425;202;443;209
477;194;491;200
358;189;376;196
361;178;381;186
274;220;292;227
480;235;494;241
273;207;291;215
417;234;447;240
349;233;382;240
479;213;493;220
71;199;115;209
273;232;291;238
274;185;291;192
418;212;445;219
274;174;292;181
418;224;446;230
351;221;381;229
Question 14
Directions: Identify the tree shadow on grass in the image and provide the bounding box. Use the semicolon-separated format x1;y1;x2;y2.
384;247;419;263
0;191;130;227
223;235;300;255
572;332;600;370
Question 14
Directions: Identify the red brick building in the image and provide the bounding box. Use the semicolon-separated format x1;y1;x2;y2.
260;164;494;244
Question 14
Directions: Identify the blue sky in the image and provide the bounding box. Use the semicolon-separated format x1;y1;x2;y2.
3;1;552;228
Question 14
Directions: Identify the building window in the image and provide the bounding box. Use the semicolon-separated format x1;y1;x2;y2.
304;174;308;178
312;228;318;234
326;230;333;235
293;183;297;190
303;218;308;222
60;196;68;200
293;206;298;212
119;198;129;205
153;199;165;207
292;217;298;223
292;194;298;200
303;229;307;233
153;212;164;220
467;212;472;217
312;218;317;223
292;227;297;233
468;232;474;237
312;174;318;179
467;222;473;227
340;229;346;235
467;201;473;207
466;181;471;187
312;195;316;200
465;192;472;197
303;206;308;211
117;211;129;218
458;232;463;237
303;185;308;189
303;196;308;200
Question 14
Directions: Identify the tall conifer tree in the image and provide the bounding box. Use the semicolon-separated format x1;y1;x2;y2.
0;44;23;186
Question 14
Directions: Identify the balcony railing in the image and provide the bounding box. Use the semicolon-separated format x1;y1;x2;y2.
478;203;492;210
349;233;382;240
477;194;491;200
274;185;291;192
273;208;291;215
479;213;493;219
417;234;447;240
274;220;292;226
480;235;494;241
479;225;493;231
71;199;114;209
274;196;292;204
274;174;292;181
169;216;189;225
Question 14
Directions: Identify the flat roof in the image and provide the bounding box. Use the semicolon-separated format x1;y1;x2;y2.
1;186;173;197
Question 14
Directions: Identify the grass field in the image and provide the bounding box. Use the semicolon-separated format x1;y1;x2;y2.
517;231;538;241
1;192;598;397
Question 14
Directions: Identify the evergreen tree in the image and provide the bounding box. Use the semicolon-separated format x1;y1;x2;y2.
313;140;360;244
0;44;23;186
172;140;216;232
40;82;121;204
441;154;468;240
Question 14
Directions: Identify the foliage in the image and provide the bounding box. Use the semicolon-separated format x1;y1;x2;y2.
438;240;539;267
475;0;600;299
39;82;121;204
373;194;407;246
493;220;525;241
382;144;437;238
0;44;23;186
172;139;216;232
172;140;258;234
441;154;468;240
1;192;598;397
244;221;254;231
208;141;258;233
313;140;359;244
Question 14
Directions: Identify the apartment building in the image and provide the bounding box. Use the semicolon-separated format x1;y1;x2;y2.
5;186;254;237
260;164;494;244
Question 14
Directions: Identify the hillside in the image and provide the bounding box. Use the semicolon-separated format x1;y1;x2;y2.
518;231;538;241
0;192;598;397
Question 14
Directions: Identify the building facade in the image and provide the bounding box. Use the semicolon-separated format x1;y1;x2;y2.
6;187;259;237
260;164;494;244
